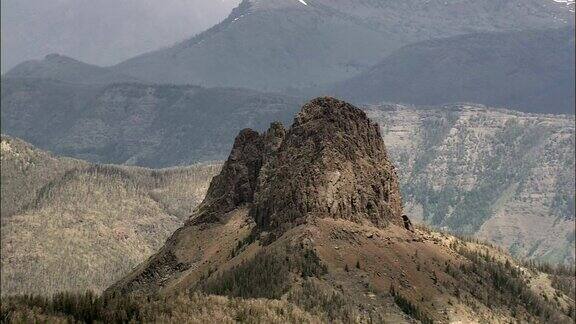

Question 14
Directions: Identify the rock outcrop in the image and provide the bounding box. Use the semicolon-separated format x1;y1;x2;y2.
192;129;266;224
251;97;403;233
108;97;405;294
192;97;403;233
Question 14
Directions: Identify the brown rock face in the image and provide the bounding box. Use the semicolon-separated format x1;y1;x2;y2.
107;97;405;295
192;129;265;224
195;97;403;232
251;97;403;232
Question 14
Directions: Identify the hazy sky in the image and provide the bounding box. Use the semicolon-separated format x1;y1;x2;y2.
1;0;241;71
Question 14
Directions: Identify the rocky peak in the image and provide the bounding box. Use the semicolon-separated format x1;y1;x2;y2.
262;121;286;156
251;97;403;232
194;97;403;234
192;128;265;224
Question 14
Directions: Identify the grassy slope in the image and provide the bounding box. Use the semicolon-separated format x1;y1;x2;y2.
0;135;221;296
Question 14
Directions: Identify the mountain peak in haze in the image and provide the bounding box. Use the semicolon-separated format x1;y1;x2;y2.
111;0;573;91
6;53;98;76
5;53;139;84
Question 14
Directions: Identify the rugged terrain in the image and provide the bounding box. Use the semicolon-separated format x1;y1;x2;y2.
0;135;220;296
2;77;574;264
332;27;576;114
105;98;574;323
367;104;575;265
7;0;573;91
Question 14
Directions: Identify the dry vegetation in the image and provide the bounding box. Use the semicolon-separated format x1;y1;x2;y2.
2;223;573;324
1;136;87;220
107;215;575;323
0;292;322;323
1;135;221;296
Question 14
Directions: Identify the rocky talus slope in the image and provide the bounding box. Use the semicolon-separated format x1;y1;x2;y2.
108;98;574;323
367;104;575;265
0;135;220;296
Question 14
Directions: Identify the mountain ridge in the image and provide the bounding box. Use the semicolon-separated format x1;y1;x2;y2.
0;134;221;296
110;0;574;90
330;27;576;114
7;0;573;91
107;97;575;323
4;54;141;85
0;78;303;166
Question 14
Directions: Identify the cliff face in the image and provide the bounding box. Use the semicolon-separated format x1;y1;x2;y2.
195;97;403;232
192;129;268;224
366;103;575;264
250;97;403;232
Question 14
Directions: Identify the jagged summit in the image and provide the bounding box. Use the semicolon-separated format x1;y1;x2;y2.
193;97;403;232
192;128;268;224
252;97;403;232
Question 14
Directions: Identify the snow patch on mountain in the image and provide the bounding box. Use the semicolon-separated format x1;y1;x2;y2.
552;0;575;12
553;0;575;4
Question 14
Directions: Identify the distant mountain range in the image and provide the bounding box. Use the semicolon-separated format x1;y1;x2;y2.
0;0;240;71
111;0;574;91
330;27;575;114
4;54;140;85
6;0;573;93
